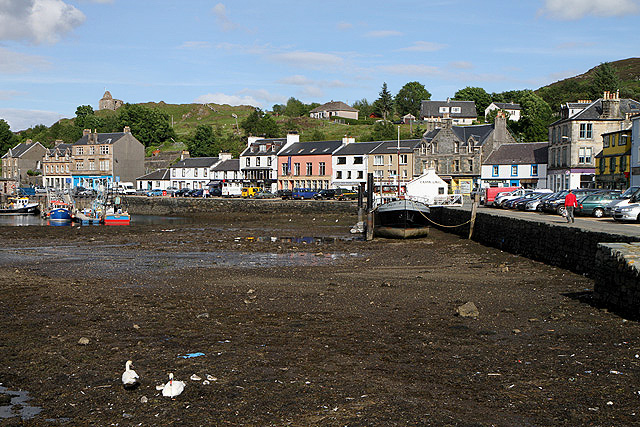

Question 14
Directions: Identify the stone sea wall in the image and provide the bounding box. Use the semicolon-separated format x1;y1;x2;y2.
594;243;640;317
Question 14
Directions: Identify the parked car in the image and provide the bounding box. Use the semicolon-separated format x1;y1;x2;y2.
165;186;179;196
605;186;640;216
334;188;358;200
188;189;204;197
313;189;336;200
542;189;598;215
505;192;548;209
613;203;640;222
146;189;164;197
208;187;222;197
34;186;47;194
495;189;538;207
254;191;277;199
241;187;261;198
174;188;191;197
73;186;96;197
575;191;622;217
483;186;521;206
292;188;318;199
523;193;555;211
277;189;292;200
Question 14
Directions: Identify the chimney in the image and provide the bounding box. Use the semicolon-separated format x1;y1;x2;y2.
123;126;131;133
83;129;91;136
180;150;190;161
25;139;33;145
219;152;232;161
342;136;355;145
494;111;508;143
54;140;63;146
286;132;300;144
602;91;621;119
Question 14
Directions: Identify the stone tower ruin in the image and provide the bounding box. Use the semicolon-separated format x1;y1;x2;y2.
99;90;124;111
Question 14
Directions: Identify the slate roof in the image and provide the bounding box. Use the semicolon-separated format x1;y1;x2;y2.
278;140;343;156
422;124;494;146
241;137;287;157
3;141;43;158
552;98;640;125
137;168;170;180
171;157;220;168
310;101;358;113
420;100;477;118
47;143;72;156
73;132;128;145
484;142;548;165
212;159;240;171
333;141;384;156
368;139;421;154
491;102;521;110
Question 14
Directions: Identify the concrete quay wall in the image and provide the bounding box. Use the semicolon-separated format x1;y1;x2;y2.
124;196;358;216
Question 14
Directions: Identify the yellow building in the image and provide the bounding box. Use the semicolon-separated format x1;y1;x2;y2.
596;128;631;189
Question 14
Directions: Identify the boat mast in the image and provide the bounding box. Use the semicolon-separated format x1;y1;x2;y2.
397;126;401;198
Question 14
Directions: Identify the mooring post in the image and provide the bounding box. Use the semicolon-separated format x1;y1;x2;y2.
468;193;478;239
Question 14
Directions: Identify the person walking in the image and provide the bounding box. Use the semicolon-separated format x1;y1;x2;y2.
564;189;577;223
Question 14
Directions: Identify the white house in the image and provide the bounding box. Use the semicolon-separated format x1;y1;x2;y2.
331;139;382;190
405;169;448;204
481;142;548;189
210;153;242;196
169;157;219;189
484;102;521;121
241;133;299;192
137;168;171;191
309;101;359;120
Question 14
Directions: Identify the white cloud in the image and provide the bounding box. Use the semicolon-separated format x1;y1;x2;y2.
277;75;313;86
337;21;352;30
449;61;473;69
238;89;286;105
0;0;85;44
398;41;446;52
364;30;403;38
178;41;211;49
539;0;640;20
0;90;22;100
0;108;63;131
194;92;258;107
377;64;443;76
270;51;343;69
212;3;237;31
0;47;50;73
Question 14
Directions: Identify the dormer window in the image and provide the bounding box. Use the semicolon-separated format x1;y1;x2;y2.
451;107;461;113
259;145;266;152
454;142;460;154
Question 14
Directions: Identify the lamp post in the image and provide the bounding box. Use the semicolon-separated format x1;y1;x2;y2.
232;114;239;134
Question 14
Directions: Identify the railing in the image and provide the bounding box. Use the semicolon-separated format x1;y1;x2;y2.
372;193;464;209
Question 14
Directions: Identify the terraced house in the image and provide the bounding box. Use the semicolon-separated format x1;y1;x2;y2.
596;127;632;189
547;91;639;191
1;139;47;186
277;139;344;190
42;141;72;190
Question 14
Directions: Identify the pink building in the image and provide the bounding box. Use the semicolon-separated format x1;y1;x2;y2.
277;139;344;190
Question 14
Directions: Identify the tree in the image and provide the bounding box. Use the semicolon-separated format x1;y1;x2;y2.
395;81;431;117
187;125;218;157
512;91;553;142
367;120;395;141
454;87;491;116
117;104;176;147
283;97;307;117
590;62;622;99
0;119;17;154
375;82;394;120
240;108;280;137
352;99;373;118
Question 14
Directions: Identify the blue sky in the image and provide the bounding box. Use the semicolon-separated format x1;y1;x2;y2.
1;0;639;130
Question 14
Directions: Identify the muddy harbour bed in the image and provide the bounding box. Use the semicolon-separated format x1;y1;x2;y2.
0;210;639;426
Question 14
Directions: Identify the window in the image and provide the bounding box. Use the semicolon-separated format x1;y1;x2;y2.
492;165;499;177
599;158;606;173
531;165;538;176
194;168;198;177
204;168;208;177
389;155;393;165
621;155;627;172
76;147;84;155
282;163;289;176
562;147;567;166
319;162;325;175
603;135;610;147
610;157;617;173
246;157;250;167
100;145;109;154
401;169;407;178
552;128;556;143
431;142;437;154
89;146;95;155
172;169;176;177
182;169;185;177
75;161;84;170
336;171;342;179
45;165;49;173
66;164;69;173
585;147;592;164
579;123;593;139
306;162;312;176
579;147;585;164
454;142;460;153
256;157;260;167
373;170;383;178
337;157;346;165
467;159;473;172
294;163;300;176
451;106;461;113
88;160;95;170
374;155;383;166
353;156;363;165
399;154;407;165
511;165;518;176
621;134;629;146
357;171;363;179
267;157;272;167
453;160;460;172
439;106;449;113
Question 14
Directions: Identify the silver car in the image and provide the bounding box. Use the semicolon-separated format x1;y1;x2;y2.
613;203;640;222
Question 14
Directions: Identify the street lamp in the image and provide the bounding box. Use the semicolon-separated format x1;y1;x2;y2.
232;114;239;134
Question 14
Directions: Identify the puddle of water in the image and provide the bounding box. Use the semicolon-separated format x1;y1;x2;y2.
0;385;42;421
236;236;364;244
0;214;189;227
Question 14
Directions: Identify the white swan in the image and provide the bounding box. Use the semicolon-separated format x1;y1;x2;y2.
162;373;185;398
121;360;139;389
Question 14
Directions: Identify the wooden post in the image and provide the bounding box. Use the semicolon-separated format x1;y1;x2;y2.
468;193;478;239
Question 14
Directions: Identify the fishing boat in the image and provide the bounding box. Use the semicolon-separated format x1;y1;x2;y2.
0;196;40;215
374;198;430;239
100;193;130;225
48;200;73;223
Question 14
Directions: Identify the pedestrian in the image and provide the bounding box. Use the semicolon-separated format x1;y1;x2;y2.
564;189;577;223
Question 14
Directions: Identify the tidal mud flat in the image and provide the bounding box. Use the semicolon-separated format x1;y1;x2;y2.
0;210;638;426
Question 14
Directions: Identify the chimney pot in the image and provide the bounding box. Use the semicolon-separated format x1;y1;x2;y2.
83;129;91;136
123;126;130;133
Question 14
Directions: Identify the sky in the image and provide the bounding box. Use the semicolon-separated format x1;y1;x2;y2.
0;0;639;131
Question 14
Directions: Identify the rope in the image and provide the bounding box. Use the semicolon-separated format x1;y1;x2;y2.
419;209;472;228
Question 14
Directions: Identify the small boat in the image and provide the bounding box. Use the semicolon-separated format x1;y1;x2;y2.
374;198;430;239
0;196;40;215
48;200;73;223
100;193;130;225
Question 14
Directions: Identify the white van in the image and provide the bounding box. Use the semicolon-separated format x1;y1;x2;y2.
116;182;136;195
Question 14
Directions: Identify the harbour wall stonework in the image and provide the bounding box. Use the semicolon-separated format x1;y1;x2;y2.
429;207;640;316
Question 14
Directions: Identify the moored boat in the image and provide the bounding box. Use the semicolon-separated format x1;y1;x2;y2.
48;201;73;222
0;196;40;215
374;198;430;239
99;193;130;225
